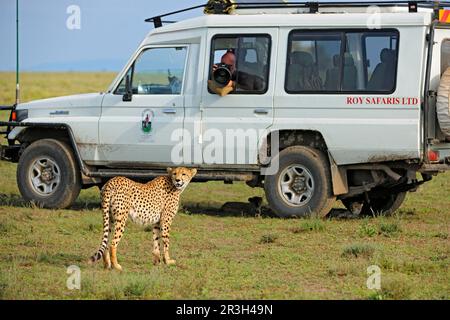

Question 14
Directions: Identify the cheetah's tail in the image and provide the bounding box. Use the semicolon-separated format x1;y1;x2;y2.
89;188;111;264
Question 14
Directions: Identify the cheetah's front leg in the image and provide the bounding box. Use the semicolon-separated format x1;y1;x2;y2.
103;249;111;269
161;219;176;266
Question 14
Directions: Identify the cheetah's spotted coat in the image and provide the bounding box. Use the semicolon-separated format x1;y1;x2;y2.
89;167;197;270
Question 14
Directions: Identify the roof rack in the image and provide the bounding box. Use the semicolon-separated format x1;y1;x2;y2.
145;4;206;28
145;1;450;28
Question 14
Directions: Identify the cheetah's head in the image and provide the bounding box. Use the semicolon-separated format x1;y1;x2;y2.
167;167;197;191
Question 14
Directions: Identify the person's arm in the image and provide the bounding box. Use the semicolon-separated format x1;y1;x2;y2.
208;79;234;97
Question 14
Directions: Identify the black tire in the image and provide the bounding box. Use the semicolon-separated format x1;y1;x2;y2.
264;146;335;218
342;190;407;217
17;139;81;209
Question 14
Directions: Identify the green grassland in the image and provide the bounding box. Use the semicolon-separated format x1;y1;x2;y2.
0;72;449;300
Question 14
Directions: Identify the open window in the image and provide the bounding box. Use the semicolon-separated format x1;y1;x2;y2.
209;34;271;95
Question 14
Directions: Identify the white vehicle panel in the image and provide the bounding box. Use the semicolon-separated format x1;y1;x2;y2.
12;93;103;162
272;25;425;165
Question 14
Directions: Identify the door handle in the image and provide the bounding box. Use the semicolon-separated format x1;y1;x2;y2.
254;108;269;115
163;108;177;114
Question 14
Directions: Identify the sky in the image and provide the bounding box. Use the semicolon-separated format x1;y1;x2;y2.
0;0;423;72
0;0;205;71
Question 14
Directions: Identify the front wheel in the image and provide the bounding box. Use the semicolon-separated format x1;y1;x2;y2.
264;146;335;218
17;139;81;209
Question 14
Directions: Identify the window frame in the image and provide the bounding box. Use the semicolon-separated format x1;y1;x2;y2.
208;33;272;95
285;29;400;95
113;45;189;96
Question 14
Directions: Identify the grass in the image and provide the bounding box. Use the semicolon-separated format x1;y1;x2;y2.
0;72;449;299
259;234;278;244
358;219;402;238
358;220;378;238
379;221;402;237
342;244;376;259
290;218;326;233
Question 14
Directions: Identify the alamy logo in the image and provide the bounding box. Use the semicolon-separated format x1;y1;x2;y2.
66;5;81;30
366;6;381;30
366;265;381;290
170;122;279;175
66;265;81;290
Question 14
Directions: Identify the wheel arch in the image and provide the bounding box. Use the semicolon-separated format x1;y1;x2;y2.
13;123;91;182
259;129;348;196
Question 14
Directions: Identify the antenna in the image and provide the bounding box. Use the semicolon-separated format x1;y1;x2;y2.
15;0;20;106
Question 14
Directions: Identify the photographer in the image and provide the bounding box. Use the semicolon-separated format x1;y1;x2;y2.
209;50;265;96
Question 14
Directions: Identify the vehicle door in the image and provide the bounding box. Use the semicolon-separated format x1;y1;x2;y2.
199;29;277;166
99;46;188;165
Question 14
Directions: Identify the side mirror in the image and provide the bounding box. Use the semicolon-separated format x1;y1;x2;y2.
123;74;132;102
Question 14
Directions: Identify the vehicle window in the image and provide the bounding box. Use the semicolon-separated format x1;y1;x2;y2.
286;32;342;92
115;47;187;95
286;30;399;94
209;35;271;94
441;39;450;75
364;33;398;92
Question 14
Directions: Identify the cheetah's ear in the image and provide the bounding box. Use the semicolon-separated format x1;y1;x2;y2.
191;168;197;176
167;167;173;175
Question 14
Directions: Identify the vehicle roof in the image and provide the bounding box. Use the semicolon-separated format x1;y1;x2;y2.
148;11;432;38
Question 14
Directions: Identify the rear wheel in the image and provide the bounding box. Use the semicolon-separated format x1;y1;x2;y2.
342;190;406;217
264;146;335;218
17;139;81;209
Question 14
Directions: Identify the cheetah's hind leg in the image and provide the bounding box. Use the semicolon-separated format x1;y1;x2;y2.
103;247;111;269
110;217;127;271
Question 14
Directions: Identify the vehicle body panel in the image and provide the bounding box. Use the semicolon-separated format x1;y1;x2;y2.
6;11;450;170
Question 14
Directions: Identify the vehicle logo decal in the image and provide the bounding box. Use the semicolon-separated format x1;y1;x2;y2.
141;109;154;134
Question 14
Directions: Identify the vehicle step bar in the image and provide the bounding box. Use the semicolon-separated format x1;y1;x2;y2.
91;168;257;182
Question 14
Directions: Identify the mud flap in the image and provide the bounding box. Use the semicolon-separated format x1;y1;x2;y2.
328;152;348;196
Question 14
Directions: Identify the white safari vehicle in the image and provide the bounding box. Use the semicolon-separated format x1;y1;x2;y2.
1;0;450;217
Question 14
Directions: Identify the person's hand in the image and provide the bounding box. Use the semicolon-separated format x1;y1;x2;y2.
208;80;234;97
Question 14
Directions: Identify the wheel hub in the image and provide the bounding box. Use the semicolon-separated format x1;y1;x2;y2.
29;158;61;196
41;167;54;183
291;176;306;193
279;164;315;207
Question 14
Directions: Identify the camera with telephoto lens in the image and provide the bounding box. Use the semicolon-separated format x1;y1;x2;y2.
213;63;233;87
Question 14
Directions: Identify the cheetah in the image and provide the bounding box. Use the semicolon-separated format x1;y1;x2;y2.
89;167;197;270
